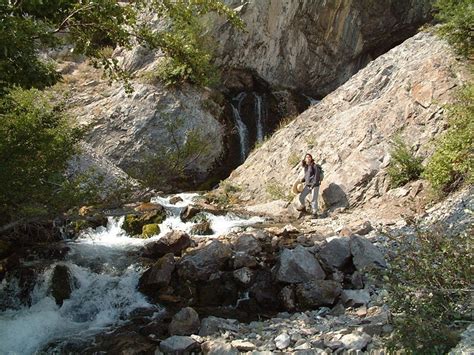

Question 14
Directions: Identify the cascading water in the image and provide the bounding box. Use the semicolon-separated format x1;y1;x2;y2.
0;193;263;354
253;93;265;142
231;92;250;163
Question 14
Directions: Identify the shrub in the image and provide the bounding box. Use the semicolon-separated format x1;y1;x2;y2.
0;88;81;224
423;84;473;193
387;137;424;188
434;0;474;57
265;181;292;202
383;227;473;353
287;152;301;167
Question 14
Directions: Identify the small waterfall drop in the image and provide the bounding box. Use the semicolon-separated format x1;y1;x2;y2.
253;93;265;142
231;92;250;163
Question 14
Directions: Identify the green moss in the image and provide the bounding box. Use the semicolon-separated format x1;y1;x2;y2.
122;214;143;236
142;223;160;238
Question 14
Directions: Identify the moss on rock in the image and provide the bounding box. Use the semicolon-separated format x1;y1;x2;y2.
142;223;160;238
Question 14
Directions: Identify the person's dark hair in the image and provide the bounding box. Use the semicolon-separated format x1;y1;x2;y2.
301;153;315;167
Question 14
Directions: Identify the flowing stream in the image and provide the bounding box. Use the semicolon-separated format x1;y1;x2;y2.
0;193;263;354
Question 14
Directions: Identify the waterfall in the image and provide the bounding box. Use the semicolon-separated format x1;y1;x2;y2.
231;92;250;163
254;93;265;142
0;193;263;354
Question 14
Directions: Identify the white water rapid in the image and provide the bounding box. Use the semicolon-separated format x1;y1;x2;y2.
0;193;263;354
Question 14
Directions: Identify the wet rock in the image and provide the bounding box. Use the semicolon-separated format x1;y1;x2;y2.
51;264;75;306
122;208;166;236
199;316;239;336
275;333;291;350
275;245;325;283
190;220;213;235
233;234;262;255
341;289;371;307
139;253;175;291
295;280;342;308
350;236;387;271
180;205;201;222
169;307;200;336
340;332;372;350
169;196;184;204
134;202;163;212
143;230;191;258
318;237;351;271
201;340;238;355
159;335;199;353
178;240;232;281
142;223;160;238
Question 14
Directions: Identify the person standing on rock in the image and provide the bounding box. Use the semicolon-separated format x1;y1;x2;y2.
298;153;323;217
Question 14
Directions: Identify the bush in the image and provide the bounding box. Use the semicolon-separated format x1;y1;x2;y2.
387;137;424;188
434;0;474;57
265;181;293;202
383;227;473;354
0;88;81;224
423;84;473;193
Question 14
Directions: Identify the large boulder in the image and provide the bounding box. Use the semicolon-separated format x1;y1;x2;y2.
318;237;352;271
178;240;232;281
138;253;175;292
350;235;387;271
233;234;262;255
122;208;165;237
295;280;342;308
199;316;239;336
275;245;325;283
142;230;191;258
169;307;200;336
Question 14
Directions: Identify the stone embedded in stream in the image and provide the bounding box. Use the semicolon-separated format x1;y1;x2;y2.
143;230;191;258
275;245;325;283
177;240;232;281
190;220;213;235
51;264;75;306
169;307;200;336
141;223;160;238
122;206;166;237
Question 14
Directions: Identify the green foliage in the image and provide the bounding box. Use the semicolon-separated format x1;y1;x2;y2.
129;115;213;190
423;84;474;192
384;227;473;353
0;0;243;93
205;181;241;207
0;88;81;223
387;137;424;188
287;152;301;167
265;181;293;202
434;0;474;57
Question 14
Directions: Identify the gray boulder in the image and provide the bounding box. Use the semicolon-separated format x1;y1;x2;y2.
139;253;175;290
159;335;199;353
199;316;239;336
233;234;262;255
350;235;387;271
295;280;342;308
341;289;371;307
178;240;232;281
143;230;191;258
318;237;351;271
169;307;200;336
275;245;325;283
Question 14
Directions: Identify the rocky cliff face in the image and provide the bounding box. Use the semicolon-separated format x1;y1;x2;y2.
214;0;433;97
223;32;466;208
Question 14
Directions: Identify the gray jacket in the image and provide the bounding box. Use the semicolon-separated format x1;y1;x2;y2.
301;163;322;187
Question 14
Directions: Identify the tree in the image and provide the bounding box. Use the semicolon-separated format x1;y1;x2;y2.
0;0;243;93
